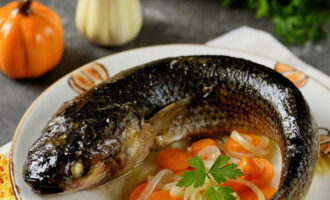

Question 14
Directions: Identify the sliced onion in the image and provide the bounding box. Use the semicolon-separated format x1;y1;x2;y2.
147;175;154;182
232;179;265;200
183;186;206;200
190;189;203;200
161;179;186;198
169;185;186;198
183;187;193;200
137;169;173;200
231;131;268;157
257;136;270;149
224;150;254;159
198;146;221;169
162;182;178;190
184;179;212;200
195;192;204;200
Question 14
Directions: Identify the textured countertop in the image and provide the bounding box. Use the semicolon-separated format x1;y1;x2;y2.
0;0;329;146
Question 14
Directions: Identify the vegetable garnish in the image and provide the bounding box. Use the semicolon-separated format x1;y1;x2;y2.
176;155;243;200
157;148;192;172
220;0;330;45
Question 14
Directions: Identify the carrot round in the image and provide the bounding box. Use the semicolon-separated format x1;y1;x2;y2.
130;182;148;200
219;180;247;193
238;189;257;200
223;138;248;153
148;190;179;200
252;158;274;186
239;186;277;200
191;138;218;155
238;157;274;186
260;186;277;199
238;157;260;180
223;134;264;153
157;148;192;171
130;182;166;200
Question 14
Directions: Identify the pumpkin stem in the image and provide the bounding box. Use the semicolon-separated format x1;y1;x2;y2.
19;0;34;15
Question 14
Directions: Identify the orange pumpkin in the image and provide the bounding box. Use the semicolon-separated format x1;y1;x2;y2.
0;0;63;79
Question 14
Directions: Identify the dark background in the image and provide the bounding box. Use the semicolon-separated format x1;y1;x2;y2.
0;0;329;146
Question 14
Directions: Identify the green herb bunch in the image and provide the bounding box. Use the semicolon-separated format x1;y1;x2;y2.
177;155;243;200
221;0;330;45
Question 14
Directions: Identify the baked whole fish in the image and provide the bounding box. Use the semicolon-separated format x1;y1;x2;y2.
24;56;318;199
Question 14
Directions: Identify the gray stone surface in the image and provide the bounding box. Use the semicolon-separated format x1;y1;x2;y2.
0;0;329;146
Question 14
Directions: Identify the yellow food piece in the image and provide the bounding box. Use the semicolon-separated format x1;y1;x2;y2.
0;154;15;200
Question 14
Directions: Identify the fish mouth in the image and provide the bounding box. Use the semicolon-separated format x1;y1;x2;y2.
24;177;63;194
23;151;66;194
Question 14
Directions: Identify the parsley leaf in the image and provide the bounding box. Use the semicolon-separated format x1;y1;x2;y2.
176;155;243;200
210;163;244;184
205;185;236;200
210;155;230;171
176;169;206;188
188;155;205;171
176;156;206;188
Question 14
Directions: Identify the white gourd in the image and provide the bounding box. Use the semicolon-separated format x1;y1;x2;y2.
75;0;143;46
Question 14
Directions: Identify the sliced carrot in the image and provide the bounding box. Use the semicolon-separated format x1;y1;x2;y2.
219;180;247;193
252;158;274;186
148;190;180;200
238;157;260;180
130;182;162;200
238;189;257;200
261;186;277;199
238;157;274;186
239;186;277;200
248;134;265;146
191;138;218;155
130;182;148;200
223;138;248;153
223;134;264;154
157;148;192;172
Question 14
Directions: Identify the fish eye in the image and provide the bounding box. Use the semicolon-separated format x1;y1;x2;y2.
71;160;85;178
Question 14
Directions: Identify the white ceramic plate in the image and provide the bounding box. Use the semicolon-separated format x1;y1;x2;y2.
10;44;330;200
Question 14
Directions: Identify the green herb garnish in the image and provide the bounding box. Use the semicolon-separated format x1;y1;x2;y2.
220;0;330;45
177;155;243;200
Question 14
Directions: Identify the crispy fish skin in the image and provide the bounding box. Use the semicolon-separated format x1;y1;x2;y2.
23;56;318;199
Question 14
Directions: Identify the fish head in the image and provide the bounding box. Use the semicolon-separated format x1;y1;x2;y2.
23;116;87;193
24;104;152;194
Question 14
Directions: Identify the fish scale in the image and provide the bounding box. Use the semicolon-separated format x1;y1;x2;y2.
24;56;318;200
